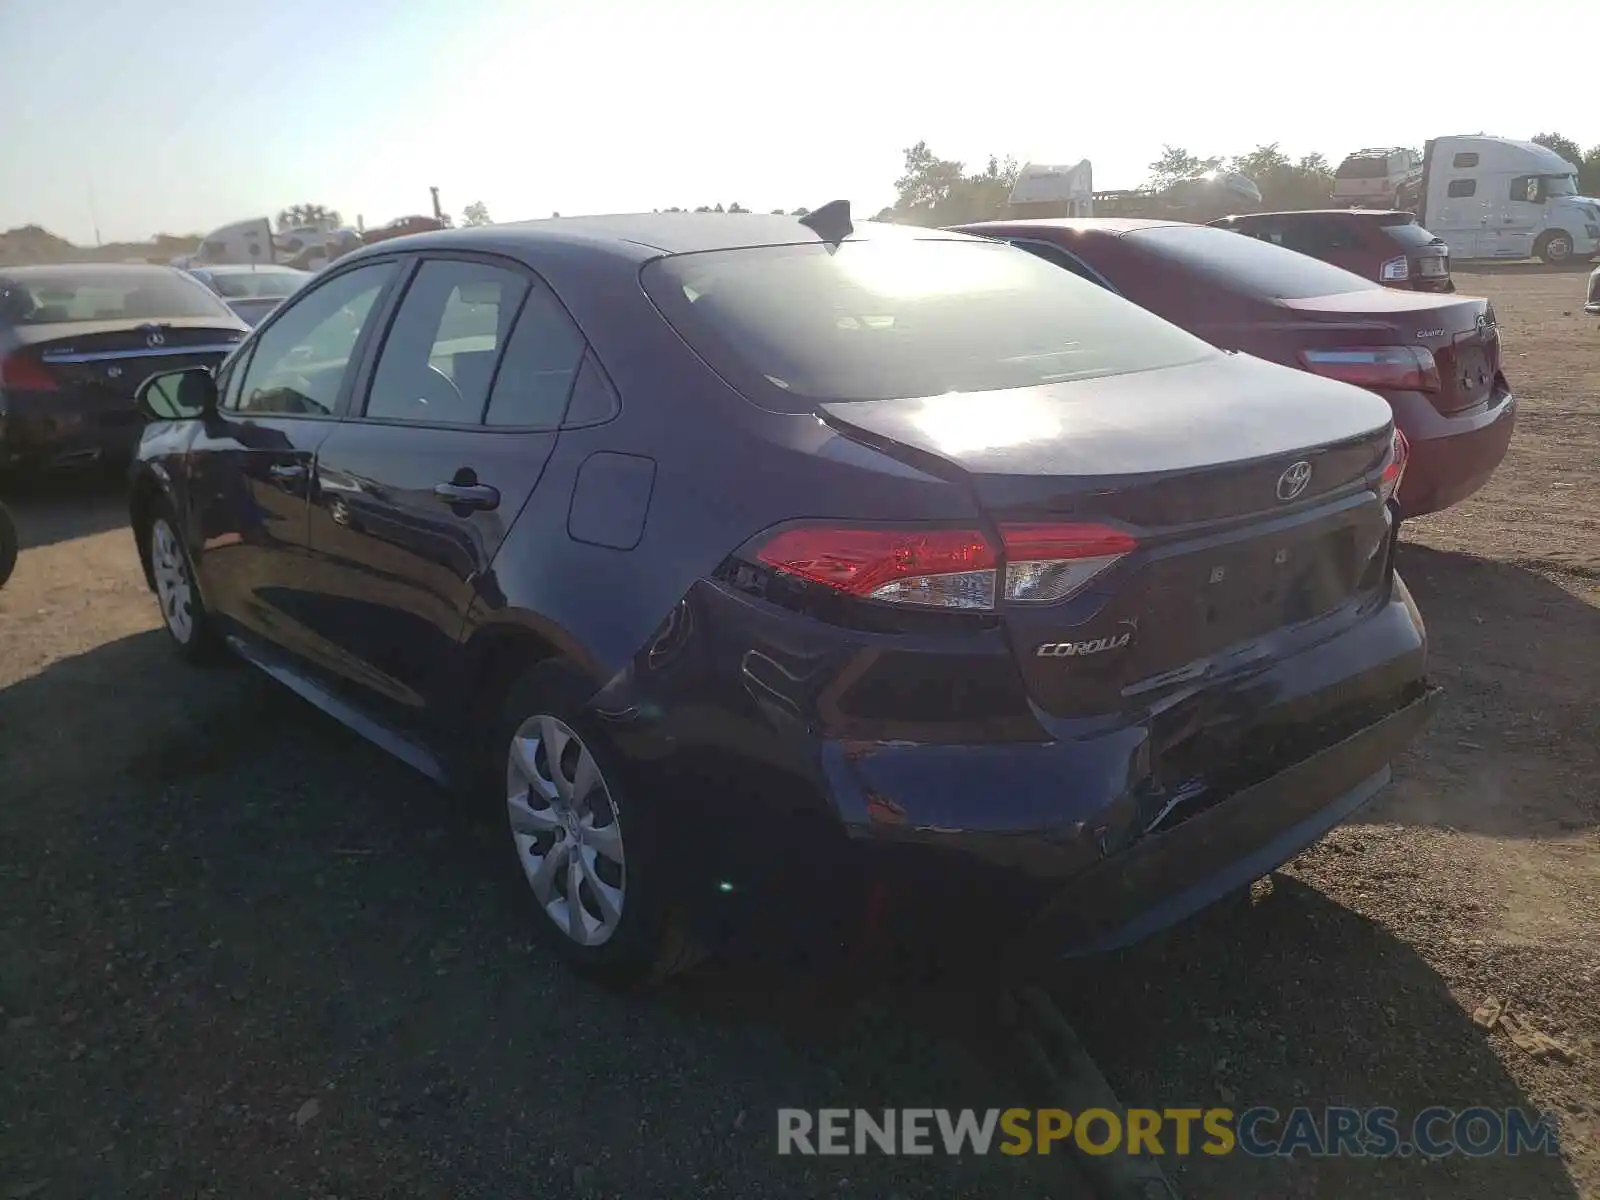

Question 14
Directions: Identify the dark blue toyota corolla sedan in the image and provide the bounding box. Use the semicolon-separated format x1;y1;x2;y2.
126;206;1437;983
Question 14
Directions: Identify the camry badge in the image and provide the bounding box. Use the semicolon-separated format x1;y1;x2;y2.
1276;460;1313;502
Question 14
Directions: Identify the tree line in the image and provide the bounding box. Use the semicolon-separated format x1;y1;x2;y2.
276;131;1600;239
874;132;1600;228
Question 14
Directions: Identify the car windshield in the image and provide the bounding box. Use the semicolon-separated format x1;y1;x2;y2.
1127;225;1379;300
0;268;234;325
640;237;1215;409
204;271;307;299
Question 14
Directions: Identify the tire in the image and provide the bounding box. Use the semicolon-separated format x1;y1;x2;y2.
494;660;705;986
0;501;17;590
146;502;222;661
1534;230;1575;265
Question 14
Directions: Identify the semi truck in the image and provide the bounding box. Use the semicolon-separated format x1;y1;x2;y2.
1401;136;1600;265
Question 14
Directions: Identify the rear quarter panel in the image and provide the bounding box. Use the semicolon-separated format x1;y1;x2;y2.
460;245;979;689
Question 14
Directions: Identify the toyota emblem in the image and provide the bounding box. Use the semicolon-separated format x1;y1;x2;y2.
146;330;166;348
1276;460;1313;502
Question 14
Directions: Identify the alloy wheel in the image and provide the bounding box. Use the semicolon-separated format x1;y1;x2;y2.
150;518;195;643
506;715;627;946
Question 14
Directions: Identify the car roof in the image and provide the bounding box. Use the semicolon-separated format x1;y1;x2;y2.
954;217;1187;237
342;212;967;264
1225;209;1414;221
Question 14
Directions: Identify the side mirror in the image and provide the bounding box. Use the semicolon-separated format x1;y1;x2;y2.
136;367;218;421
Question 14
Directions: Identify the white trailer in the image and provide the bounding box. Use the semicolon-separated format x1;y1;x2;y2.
185;217;360;271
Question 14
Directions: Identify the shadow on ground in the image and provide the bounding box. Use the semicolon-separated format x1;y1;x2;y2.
0;632;1069;1199
1378;543;1600;837
0;628;1580;1199
0;470;130;550
1050;875;1578;1200
1455;261;1597;276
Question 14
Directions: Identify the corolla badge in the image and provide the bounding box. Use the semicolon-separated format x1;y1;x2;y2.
1036;631;1133;658
1276;460;1313;502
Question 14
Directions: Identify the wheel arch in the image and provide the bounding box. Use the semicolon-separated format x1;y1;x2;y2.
128;465;173;592
452;613;611;782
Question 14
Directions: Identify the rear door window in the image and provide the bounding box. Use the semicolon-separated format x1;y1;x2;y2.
364;260;530;425
483;284;588;428
640;237;1213;411
1005;240;1116;290
1123;225;1378;299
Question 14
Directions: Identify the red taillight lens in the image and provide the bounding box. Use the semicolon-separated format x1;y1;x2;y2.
0;353;57;391
1379;426;1409;505
1300;346;1440;393
748;521;1138;611
754;525;998;610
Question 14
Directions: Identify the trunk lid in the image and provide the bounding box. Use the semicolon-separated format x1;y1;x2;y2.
1;320;246;455
1279;289;1501;415
12;318;247;397
820;353;1398;716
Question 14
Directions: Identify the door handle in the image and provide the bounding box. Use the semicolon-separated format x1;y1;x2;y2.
433;481;500;511
268;463;308;482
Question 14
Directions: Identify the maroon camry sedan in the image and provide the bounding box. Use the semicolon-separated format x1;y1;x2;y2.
952;218;1515;517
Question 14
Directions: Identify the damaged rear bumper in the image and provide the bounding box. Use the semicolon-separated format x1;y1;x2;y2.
1013;682;1440;960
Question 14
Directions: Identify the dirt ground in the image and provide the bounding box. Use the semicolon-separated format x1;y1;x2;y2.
1;265;1596;1199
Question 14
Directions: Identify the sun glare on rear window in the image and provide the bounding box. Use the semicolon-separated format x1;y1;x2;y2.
0;269;233;325
642;238;1213;410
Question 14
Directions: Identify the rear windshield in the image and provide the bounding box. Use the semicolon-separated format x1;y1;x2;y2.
1337;156;1395;180
1126;225;1379;300
204;270;308;299
0;269;234;325
1378;221;1444;250
640;238;1214;408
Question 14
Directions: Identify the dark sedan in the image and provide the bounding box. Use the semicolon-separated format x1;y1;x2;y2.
0;264;248;476
1209;209;1455;294
953;218;1514;518
126;209;1435;983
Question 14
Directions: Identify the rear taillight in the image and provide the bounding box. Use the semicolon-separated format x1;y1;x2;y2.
1379;426;1409;505
0;353;57;391
748;521;1138;611
1300;346;1440;393
752;526;998;610
1378;255;1410;283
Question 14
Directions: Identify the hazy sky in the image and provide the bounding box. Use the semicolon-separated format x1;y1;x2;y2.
1;0;1590;244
